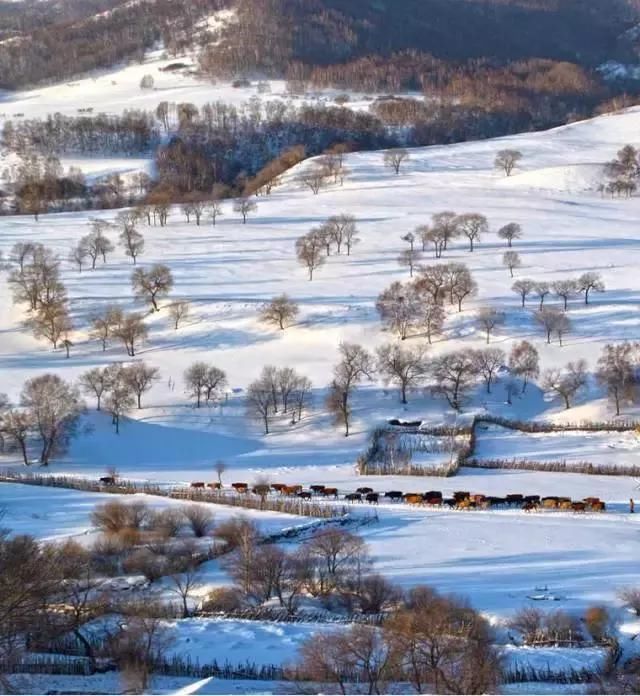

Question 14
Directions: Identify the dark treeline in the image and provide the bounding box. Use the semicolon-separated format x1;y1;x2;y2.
0;0;225;89
3;111;160;155
199;0;640;72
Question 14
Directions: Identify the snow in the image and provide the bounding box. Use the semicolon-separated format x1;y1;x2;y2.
0;481;313;543
4;86;640;689
164;617;335;667
474;425;640;470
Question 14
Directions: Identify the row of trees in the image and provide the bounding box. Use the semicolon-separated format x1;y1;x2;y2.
295;215;360;279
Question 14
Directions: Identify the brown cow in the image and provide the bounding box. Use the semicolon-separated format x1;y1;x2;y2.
271;483;287;493
523;502;538;513
231;482;248;493
191;482;205;489
591;501;606;512
558;500;573;510
207;482;222;490
404;494;423;505
571;502;586;513
321;487;338;498
282;485;303;496
310;485;326;493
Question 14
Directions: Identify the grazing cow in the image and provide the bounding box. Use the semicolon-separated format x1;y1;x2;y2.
424;490;442;500
345;493;362;503
191;482;205;489
505;494;524;506
99;476;116;486
385;491;403;502
310;485;326;493
523;502;538;513
356;487;374;494
365;492;379;504
297;491;312;500
523;495;540;505
231;482;248;493
571;502;586;513
404;494;423;505
207;482;222;490
322;487;338;498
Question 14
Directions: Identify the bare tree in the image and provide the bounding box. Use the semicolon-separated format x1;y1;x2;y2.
534;307;568;344
0;408;32;465
420;299;446;344
21;374;83;465
233;197;257;223
471;348;505;393
181;505;215;538
509;341;540;392
168;563;203;619
69;241;89;272
203;366;227;404
184;362;207;408
432;211;460;251
214;460;226;485
246;373;275;434
131;264;174;312
497;222;522;247
90;305;123;351
503;250;521;277
82;223;114;267
122;362;160;409
79;366;114;410
10;241;35;274
376;281;421;340
299;165;328;194
495;149;523;176
552;279;578;311
414;264;448;304
534;281;551;310
383;148;410;175
596;342;639;415
115;312;148;356
430;350;477;411
543;360;588;409
578;272;605;304
512;279;535;307
260;294;299;330
167;300;190;330
119;226;145;264
295;230;325;280
327;342;373;436
457;213;487;252
476;307;504;344
399;248;422;278
422;225;447;258
376;343;428;404
26;300;72;349
445;263;478;312
292;375;313;423
208;200;224;226
103;374;135;434
401;232;416;252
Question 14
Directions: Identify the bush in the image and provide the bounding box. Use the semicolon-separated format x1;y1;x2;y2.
214;517;259;551
180;505;215;538
148;508;184;538
202;586;246;613
91;500;150;535
619;587;640;616
123;548;169;582
584;605;614;643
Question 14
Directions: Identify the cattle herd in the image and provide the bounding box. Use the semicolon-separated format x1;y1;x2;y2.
184;481;606;513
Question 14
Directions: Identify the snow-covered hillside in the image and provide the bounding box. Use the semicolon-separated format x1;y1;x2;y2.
3;103;640;694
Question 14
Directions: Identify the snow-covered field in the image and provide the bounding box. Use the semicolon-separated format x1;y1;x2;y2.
475;424;640;470
3;82;640;692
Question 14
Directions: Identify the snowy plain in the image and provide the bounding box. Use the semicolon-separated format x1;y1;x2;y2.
2;66;640;692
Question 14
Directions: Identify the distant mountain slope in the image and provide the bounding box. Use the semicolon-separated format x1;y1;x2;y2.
201;0;640;74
